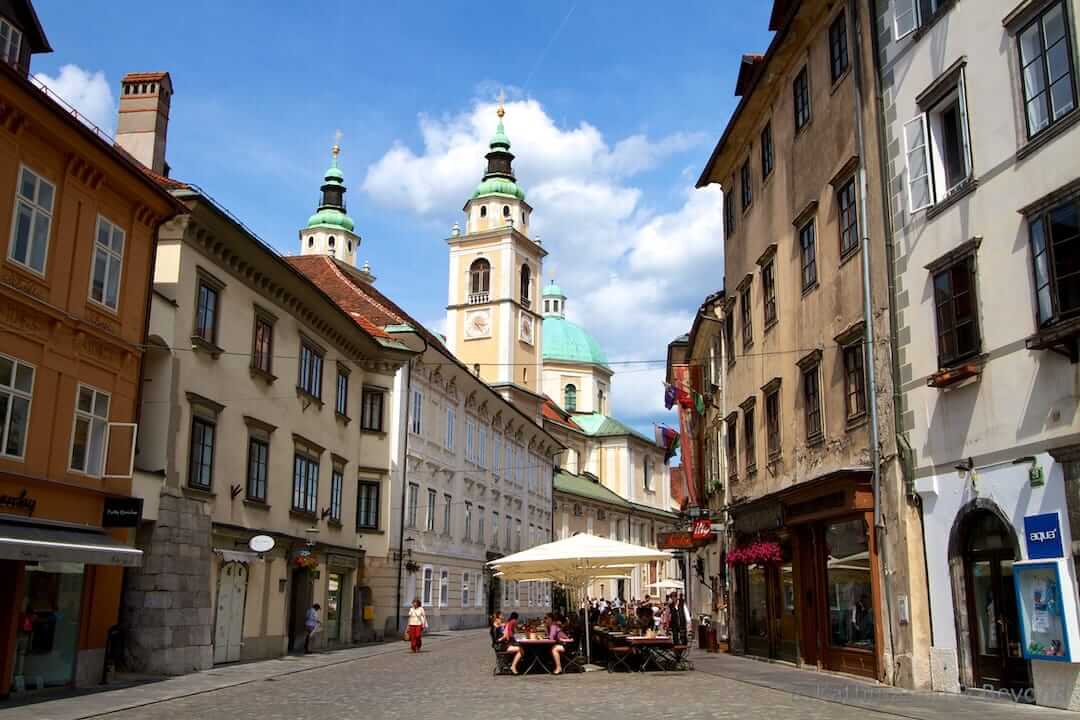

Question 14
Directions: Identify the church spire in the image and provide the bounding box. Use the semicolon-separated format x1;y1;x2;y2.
473;96;525;201
300;132;359;265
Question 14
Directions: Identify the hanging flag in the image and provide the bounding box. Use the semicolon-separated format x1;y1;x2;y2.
694;392;706;416
664;383;677;410
664;429;680;463
676;386;694;409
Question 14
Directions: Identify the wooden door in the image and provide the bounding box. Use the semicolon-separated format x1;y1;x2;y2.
966;552;1031;692
213;562;247;664
796;527;822;668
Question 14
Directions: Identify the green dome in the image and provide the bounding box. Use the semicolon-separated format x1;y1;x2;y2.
490;118;511;149
472;176;526;200
324;165;344;182
543;283;564;297
543;316;610;368
306;207;355;232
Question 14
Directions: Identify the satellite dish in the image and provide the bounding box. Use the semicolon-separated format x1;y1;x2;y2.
249;535;275;554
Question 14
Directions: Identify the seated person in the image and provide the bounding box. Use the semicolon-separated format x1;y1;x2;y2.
548;614;573;674
490;611;504;648
500;612;523;674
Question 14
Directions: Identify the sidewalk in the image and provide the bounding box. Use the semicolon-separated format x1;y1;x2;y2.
692;651;1076;719
0;630;476;720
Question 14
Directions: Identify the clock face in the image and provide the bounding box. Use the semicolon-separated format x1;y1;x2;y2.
520;314;534;344
466;310;490;339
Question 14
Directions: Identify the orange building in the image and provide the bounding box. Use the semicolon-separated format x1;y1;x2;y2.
0;1;179;698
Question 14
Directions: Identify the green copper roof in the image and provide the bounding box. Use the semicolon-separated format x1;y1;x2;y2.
572;413;654;444
542;316;609;367
472;176;526;200
490;117;511;149
306;207;355;232
543;282;564;298
554;470;631;509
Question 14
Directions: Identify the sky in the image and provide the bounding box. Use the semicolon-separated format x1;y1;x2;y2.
30;1;774;436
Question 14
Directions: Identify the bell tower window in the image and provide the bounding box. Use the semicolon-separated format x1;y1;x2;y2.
520;265;531;307
308;236;314;248
564;384;577;412
469;259;491;302
503;205;511;217
480;206;487;218
328;237;335;248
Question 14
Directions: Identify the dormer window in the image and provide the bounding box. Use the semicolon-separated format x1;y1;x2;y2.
328;236;335;249
503;205;511;217
480;206;487;218
0;17;22;67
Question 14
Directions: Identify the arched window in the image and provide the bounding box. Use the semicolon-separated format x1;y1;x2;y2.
503;205;511;217
328;236;335;248
308;236;314;248
469;258;491;296
347;240;352;252
520;264;531;304
480;206;487;218
564;384;577;412
598;390;605;414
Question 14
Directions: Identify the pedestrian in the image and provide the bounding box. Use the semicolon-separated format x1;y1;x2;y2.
407;598;428;653
304;603;321;654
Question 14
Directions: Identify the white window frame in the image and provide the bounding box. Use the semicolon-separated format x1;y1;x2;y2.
439;568;449;607
444;406;455;450
443;492;452;536
894;0;919;39
465;416;475;461
462;572;471;608
89;215;125;311
9;165;54;276
422;565;433;606
904;115;932;213
475;574;483;607
478;426;487;468
406;482;419;528
0;353;34;460
68;384;110;477
410;389;423;435
905;69;972;214
1;17;23;66
464;500;472;541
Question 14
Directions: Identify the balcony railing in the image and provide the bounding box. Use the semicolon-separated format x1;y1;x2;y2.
520;296;531;309
468;292;489;304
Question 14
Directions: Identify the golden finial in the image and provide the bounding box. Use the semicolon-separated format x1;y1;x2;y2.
332;129;342;158
496;89;506;118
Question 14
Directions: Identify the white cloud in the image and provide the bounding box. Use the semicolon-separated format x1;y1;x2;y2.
363;96;723;425
34;65;116;134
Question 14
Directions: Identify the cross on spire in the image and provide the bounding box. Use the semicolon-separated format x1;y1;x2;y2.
496;89;506;118
332;129;342;159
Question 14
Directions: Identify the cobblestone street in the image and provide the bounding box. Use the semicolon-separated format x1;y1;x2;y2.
4;631;1076;720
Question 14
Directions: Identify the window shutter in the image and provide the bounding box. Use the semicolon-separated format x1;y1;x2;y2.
957;69;973;179
904;115;933;212
894;0;918;39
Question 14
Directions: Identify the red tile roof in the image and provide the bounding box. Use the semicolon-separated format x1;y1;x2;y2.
284;255;396;339
122;71;170;83
542;397;582;431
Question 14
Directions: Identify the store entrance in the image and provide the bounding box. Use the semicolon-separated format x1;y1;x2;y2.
11;562;84;693
962;511;1031;693
741;539;797;663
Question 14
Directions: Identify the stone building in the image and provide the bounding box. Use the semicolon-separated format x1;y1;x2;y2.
874;0;1080;708
695;0;929;687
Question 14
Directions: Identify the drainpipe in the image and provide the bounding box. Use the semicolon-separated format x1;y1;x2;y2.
394;336;426;631
849;0;897;676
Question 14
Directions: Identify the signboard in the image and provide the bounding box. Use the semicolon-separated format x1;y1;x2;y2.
657;531;695;550
102;497;143;528
0;488;36;516
1025;512;1064;560
692;519;713;541
732;502;782;535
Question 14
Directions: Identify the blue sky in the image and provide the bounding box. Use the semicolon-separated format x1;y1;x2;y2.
31;1;774;434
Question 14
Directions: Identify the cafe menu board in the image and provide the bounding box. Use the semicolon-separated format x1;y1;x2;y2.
1014;560;1076;662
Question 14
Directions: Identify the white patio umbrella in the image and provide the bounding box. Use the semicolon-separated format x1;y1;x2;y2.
647;579;685;591
488;533;671;666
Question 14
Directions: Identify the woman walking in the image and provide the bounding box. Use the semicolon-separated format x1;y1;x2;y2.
407;598;427;653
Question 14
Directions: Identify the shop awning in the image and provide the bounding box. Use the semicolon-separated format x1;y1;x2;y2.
0;518;142;567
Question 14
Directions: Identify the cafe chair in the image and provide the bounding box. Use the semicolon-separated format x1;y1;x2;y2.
607;645;635;673
670;644;693;671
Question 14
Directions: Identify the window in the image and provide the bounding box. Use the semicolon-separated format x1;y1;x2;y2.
0;355;33;458
335;367;349;417
826;519;874;649
793;66;811;131
765;387;781;459
478;505;485;542
90;216;124;310
297;341;323;399
838;178;859;257
246;436;269;501
762;260;777;327
478;426;487;468
426;489;437;531
292;453;319;514
1;17;23;66
725;415;738;478
503;205;511;218
905;71;972;211
564;384;577;411
1018;1;1076;138
9;167;53;274
409;390;423;434
829;11;849;83
252;314;274;374
740;283;753;349
361;388;384;431
407;482;419;528
480;205;487;218
422;566;433;606
69;386;110;476
515;518;522;550
188;415;215;490
894;0;945;39
357;480;380;530
330;465;343;522
724;183;736;236
520;264;531;305
444;406;455;450
803;364;823;442
505;516;512;549
1030;196;1080;326
800;220;818;290
465;417;475;462
743;405;756;473
597;390;605;413
843;343;867;420
724;313;735;367
443;493;452;535
740;160;752;211
492;510;499;545
469;258;490;297
464;501;473;540
462;572;471;608
933;255;981;366
644;458;652;491
760;122;774;179
195;279;219;344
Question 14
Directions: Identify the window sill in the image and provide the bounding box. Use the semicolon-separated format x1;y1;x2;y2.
250;366;277;384
360;427;386;436
183;485;215;501
335;412;352;426
243;498;270;510
290;509;318;521
839;246;861;269
4;257;48;285
327;519;343;530
829;67;851;95
357;527;383;534
1026;316;1080;362
925;177;978;220
845;414;868;433
928;355;985;389
86;299;120;320
190;335;224;358
296;387;324;409
1017;109;1080;162
801;281;819;298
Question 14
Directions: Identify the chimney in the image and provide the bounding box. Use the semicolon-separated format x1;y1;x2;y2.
115;72;172;175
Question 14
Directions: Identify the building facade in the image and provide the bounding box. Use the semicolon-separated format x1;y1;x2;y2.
696;0;930;687
0;6;180;697
874;0;1080;708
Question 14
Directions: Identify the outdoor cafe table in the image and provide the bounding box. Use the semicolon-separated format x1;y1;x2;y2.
514;637;562;674
625;636;677;672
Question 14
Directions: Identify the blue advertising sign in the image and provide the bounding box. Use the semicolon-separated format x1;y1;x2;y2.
1025;513;1064;560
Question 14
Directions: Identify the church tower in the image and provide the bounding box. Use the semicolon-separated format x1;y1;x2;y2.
299;140;359;266
446;100;546;412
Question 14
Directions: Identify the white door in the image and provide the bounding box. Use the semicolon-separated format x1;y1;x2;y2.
213;562;248;663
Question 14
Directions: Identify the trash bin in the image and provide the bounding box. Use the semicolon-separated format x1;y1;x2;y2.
697;625;718;652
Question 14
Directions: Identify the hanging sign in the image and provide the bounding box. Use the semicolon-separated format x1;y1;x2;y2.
657;531;695;550
691;519;713;541
1025;513;1064;560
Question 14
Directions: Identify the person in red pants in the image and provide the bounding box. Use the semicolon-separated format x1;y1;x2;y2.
407;598;427;652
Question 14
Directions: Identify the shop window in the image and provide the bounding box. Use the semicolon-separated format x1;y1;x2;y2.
825;518;874;649
15;562;84;689
357;480;380;530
